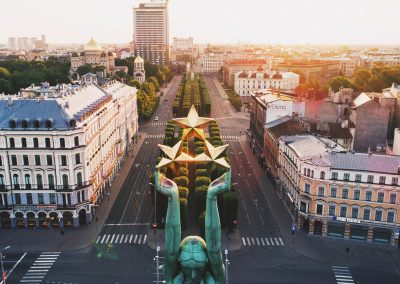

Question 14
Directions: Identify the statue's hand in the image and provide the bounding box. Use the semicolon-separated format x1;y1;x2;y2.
154;171;178;198
207;169;231;199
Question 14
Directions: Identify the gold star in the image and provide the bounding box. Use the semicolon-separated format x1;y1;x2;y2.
158;141;182;160
173;105;215;141
204;140;228;160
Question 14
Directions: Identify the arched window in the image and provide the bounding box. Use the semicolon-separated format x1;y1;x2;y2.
0;174;4;185
21;120;28;128
36;174;43;189
34;120;40;128
311;170;314;178
45;119;52;128
60;138;65;148
320;171;325;179
9;120;16;128
13;174;19;189
307;169;310;177
76;172;83;187
48;174;54;189
304;168;307;175
25;174;31;189
62;174;69;189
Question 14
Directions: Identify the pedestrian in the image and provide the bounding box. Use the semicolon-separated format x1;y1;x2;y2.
107;192;110;201
291;223;297;235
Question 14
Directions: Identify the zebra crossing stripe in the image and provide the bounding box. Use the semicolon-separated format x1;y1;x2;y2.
138;235;143;244
143;235;147;244
110;234;115;244
279;237;284;246
124;235;129;243
242;237;246;246
96;236;101;244
134;234;138;244
251;237;255;245
256;238;260;246
129;235;133;243
246;237;250;245
265;238;269;245
274;237;279;246
120;234;125;244
115;234;120;243
260;238;265;246
269;238;274;246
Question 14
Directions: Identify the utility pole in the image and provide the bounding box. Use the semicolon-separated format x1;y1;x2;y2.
225;249;230;284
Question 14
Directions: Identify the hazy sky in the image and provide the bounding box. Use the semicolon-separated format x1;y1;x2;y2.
1;0;399;45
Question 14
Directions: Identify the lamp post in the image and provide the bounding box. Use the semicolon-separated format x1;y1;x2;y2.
224;249;230;284
1;245;10;284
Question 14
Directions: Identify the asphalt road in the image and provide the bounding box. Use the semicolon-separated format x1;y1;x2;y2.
5;74;400;284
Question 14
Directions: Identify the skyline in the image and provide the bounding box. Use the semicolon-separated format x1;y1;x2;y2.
1;0;400;45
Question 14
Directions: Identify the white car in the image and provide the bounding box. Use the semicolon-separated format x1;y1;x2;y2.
154;116;159;121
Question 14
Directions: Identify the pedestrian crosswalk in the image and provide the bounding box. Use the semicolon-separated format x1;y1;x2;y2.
241;236;284;247
221;135;239;141
20;252;60;283
151;122;167;126
95;233;148;245
332;266;354;284
147;134;165;139
215;116;232;120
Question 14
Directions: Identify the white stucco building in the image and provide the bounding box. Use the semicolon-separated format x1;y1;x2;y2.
0;78;138;229
234;68;300;96
201;54;224;73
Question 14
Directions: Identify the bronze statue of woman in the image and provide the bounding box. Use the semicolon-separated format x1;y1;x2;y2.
154;169;231;284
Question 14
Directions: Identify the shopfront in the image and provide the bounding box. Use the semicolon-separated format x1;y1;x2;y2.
327;222;345;238
350;224;368;241
373;228;392;243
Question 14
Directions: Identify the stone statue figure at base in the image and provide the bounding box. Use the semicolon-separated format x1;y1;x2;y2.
154;169;231;284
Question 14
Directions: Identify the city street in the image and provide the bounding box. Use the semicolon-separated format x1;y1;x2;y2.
1;74;400;283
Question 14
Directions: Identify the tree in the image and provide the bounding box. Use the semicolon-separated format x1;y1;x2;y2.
352;68;371;91
328;76;354;92
147;76;160;91
129;80;141;89
0;78;12;94
0;67;10;79
76;65;94;76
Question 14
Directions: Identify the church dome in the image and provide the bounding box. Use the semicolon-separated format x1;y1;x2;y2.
238;71;248;78
134;56;144;63
272;72;283;79
84;38;101;51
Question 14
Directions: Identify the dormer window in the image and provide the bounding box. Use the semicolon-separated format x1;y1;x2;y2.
69;119;76;128
33;120;40;128
45;119;52;128
21;120;28;128
9;120;16;128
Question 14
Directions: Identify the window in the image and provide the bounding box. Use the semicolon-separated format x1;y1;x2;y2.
60;138;65;148
387;211;395;223
22;120;28;128
340;206;347;217
379;176;386;185
61;155;67;166
307;169;310;177
375;209;382;221
355;174;361;183
331;172;338;180
330;187;337;197
354;189;360;200
366;191;372;201
23;155;29;166
377;192;384;203
328;204;336;216
74;136;79;146
21;138;27;148
38;193;44;204
316;204;323;215
0;156;2;166
367;175;374;183
0;175;4;186
303;168;306;175
390;193;396;204
35;155;41;166
24;174;31;189
77;191;81;203
48;174;54;190
62;174;69;189
392;177;398;185
34;120;40;128
33;138;39;148
351;207;359;218
304;183;310;194
36;174;43;189
26;193;33;205
320;171;325;179
45;138;51;148
318;186;325;197
342;188;349;199
14;193;21;205
75;153;81;164
363;208;370;220
77;172;83;187
11;155;17;166
343;173;350;181
49;193;56;204
9;138;15;148
46;155;53;166
311;170;314;178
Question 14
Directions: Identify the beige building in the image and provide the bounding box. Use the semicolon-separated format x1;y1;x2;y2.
278;134;400;246
222;59;268;87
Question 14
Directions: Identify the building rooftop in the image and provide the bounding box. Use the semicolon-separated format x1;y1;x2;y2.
327;123;353;139
236;70;299;80
267;116;306;138
329;152;400;174
224;59;267;66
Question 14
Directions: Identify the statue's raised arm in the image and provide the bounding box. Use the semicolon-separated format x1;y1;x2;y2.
205;169;231;283
154;170;181;282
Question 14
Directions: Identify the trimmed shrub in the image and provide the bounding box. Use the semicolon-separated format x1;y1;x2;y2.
195;176;211;187
178;186;189;199
195;168;208;177
173;176;189;187
179;167;188;177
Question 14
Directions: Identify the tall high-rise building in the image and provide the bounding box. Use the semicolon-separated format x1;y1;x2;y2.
133;0;169;65
7;38;17;51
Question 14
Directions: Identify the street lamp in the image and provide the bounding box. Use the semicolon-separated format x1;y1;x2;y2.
1;245;10;284
224;249;230;284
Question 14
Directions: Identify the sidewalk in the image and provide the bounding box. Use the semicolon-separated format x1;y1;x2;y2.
237;135;400;267
0;133;147;253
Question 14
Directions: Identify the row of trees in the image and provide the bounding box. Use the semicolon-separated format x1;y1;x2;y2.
0;58;70;94
329;65;400;92
224;86;243;111
198;74;211;116
173;74;191;116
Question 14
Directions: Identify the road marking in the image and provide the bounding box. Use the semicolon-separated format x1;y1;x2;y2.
124;235;129;243
104;223;151;226
241;237;246;246
251;237;255;245
96;236;101;244
279;238;284;246
256;238;260;246
110;234;115;244
119;234;125;244
105;235;110;243
115;234;120;244
332;266;354;284
274;238;279;246
0;252;26;284
119;167;143;224
143;235;147;244
129;235;133;243
265;237;270;246
134;235;138;244
138;235;143;244
100;235;106;244
269;238;274;246
260;238;265;246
